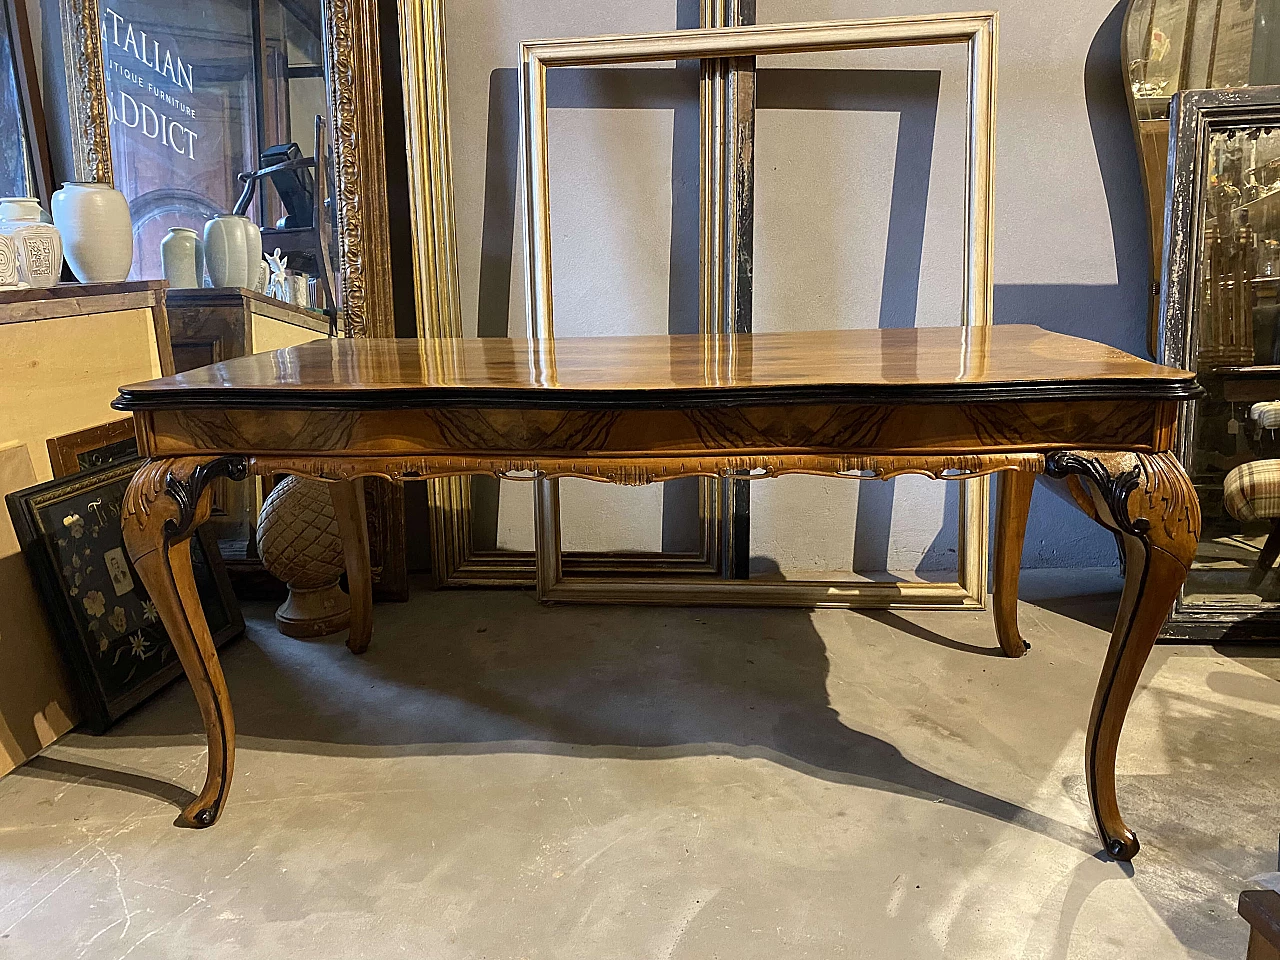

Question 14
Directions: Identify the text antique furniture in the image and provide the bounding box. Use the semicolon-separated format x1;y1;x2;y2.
114;325;1200;861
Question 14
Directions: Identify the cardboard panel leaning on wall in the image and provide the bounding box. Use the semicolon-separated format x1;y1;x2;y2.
0;295;167;486
0;441;76;775
0;282;169;776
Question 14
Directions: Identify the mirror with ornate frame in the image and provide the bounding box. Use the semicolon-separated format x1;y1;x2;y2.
1161;84;1280;638
1124;0;1280;355
56;0;407;594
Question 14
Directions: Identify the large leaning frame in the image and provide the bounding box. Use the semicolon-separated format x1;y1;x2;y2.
400;0;752;589
519;12;999;606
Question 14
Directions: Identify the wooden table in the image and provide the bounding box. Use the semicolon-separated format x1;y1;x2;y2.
113;325;1200;860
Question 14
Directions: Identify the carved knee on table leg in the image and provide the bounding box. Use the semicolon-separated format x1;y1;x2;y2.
122;457;248;828
1045;450;1199;860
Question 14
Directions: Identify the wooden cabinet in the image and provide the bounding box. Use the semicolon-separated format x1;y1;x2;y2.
165;288;332;554
166;287;331;371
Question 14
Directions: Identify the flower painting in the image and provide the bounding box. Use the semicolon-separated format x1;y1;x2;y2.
6;460;241;730
82;590;106;618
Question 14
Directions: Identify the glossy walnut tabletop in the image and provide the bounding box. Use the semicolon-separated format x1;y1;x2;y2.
114;325;1196;410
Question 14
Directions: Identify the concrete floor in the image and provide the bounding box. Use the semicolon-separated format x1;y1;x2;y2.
0;573;1277;959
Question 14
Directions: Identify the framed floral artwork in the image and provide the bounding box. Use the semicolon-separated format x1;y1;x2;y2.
5;457;242;730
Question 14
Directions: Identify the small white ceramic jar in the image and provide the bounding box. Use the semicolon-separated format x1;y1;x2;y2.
0;198;50;223
252;259;269;293
0;197;63;288
0;234;20;288
289;272;309;306
51;182;133;282
161;227;203;289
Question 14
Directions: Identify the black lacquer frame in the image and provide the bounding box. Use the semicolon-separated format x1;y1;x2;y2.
6;458;244;731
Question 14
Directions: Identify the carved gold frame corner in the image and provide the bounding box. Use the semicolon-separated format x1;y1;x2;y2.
324;0;397;341
520;12;997;608
60;0;407;593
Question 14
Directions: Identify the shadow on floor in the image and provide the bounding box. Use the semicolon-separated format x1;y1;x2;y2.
59;592;1114;859
15;755;196;811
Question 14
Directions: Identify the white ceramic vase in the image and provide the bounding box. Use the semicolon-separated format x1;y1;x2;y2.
0;197;63;288
51;182;133;283
161;227;203;289
241;219;262;288
204;215;251;288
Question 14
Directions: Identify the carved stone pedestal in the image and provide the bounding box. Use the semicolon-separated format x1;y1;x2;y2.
257;476;350;639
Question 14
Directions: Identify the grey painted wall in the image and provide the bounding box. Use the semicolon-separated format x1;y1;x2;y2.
443;0;1148;575
28;0;1146;574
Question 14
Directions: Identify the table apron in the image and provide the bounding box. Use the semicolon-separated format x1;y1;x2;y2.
134;399;1178;461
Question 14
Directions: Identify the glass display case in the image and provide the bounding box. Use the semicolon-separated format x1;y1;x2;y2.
1126;0;1280;353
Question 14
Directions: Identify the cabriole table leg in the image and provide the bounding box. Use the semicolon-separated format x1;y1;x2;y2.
993;469;1036;658
1045;450;1199;860
329;477;373;655
122;456;248;828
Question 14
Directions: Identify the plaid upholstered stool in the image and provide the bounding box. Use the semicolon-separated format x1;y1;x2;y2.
1224;460;1280;588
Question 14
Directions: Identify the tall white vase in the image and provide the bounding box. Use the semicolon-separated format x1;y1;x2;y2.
204;215;250;288
52;182;133;282
0;197;63;288
161;227;203;288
